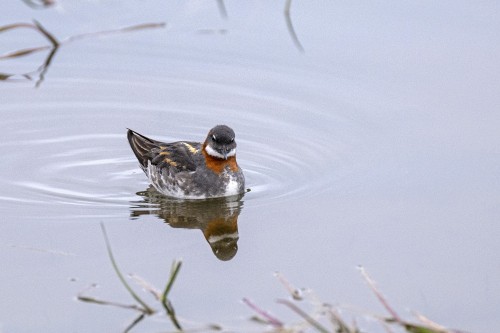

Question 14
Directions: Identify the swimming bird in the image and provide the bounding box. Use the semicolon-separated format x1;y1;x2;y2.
127;125;245;199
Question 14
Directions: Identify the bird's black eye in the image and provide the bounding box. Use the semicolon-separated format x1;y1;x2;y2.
212;135;217;142
230;138;234;143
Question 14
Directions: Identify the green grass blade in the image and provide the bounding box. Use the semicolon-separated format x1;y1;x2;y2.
100;223;154;314
162;260;182;301
124;313;146;333
161;260;183;330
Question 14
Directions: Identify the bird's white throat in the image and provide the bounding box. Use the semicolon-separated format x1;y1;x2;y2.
205;145;236;159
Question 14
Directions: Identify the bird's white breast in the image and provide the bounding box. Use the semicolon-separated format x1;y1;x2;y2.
224;175;240;196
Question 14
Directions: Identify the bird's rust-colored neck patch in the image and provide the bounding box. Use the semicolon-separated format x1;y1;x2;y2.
202;144;239;174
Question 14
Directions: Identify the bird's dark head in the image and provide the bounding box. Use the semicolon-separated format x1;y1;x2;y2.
204;125;237;160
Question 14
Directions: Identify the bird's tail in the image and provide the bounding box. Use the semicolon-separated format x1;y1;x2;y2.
127;129;159;169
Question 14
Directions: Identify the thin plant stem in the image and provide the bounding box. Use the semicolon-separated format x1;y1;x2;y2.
164;299;182;331
161;260;183;331
0;21;165;87
284;0;304;52
162;260;182;301
358;266;402;322
100;223;155;315
216;0;228;19
242;298;284;328
277;299;329;333
77;295;144;312
33;19;59;46
274;271;303;300
65;22;165;43
124;313;146;333
326;306;354;333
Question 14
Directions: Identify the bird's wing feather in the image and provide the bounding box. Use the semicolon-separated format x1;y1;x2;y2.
152;141;201;171
127;129;200;171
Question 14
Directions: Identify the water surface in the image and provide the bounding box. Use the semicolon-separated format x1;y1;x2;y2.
1;1;499;332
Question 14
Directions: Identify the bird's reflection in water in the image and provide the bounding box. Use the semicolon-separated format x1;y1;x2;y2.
130;186;244;261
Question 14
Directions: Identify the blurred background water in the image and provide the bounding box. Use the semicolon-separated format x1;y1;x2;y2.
1;1;499;332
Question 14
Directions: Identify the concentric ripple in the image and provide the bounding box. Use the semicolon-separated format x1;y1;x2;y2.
0;58;364;218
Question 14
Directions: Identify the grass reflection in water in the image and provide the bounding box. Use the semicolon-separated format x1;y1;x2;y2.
0;20;166;87
2;0;305;87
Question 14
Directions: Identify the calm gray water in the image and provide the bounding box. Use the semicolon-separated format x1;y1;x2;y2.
1;1;499;332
